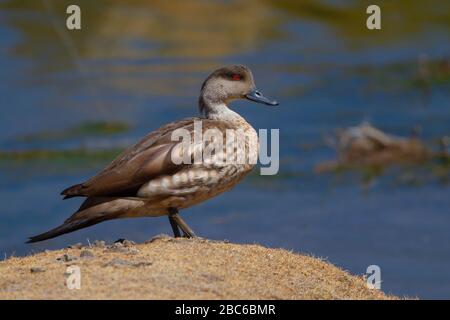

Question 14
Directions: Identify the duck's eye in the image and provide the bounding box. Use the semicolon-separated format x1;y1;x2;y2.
231;74;242;81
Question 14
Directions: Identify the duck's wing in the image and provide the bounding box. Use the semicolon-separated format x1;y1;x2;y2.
61;118;233;198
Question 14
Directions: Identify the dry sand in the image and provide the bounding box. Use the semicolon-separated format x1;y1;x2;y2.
0;236;394;299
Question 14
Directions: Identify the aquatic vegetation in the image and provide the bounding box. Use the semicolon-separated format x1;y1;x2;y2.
15;121;130;142
412;56;450;87
336;123;429;165
428;151;450;185
316;123;449;186
0;147;123;166
354;56;450;94
269;0;450;46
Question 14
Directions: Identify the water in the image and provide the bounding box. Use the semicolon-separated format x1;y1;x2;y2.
0;0;449;298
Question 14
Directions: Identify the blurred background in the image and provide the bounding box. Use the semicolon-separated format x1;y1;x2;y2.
0;0;449;298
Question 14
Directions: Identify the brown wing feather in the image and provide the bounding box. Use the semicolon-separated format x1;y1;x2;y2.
61;117;235;198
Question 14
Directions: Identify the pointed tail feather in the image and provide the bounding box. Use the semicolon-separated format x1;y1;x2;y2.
61;183;87;199
26;215;111;243
27;197;145;243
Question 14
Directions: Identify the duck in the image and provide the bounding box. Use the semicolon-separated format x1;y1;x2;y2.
27;65;278;243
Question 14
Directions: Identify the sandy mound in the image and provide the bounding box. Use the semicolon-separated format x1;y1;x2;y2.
0;236;394;299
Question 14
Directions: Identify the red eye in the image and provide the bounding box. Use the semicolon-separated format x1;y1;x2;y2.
231;74;242;81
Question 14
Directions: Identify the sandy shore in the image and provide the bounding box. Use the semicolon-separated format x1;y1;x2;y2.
0;236;394;299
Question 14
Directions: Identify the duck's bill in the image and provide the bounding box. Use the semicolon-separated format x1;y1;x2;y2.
245;89;279;106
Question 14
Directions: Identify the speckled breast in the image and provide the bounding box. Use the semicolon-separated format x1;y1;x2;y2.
137;120;259;211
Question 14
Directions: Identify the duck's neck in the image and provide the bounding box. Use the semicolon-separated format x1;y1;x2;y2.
199;96;243;121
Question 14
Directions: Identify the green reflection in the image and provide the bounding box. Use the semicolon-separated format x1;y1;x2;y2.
0;147;123;164
268;0;450;46
16;121;130;142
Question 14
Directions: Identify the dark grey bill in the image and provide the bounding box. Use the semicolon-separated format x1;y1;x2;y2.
245;89;279;106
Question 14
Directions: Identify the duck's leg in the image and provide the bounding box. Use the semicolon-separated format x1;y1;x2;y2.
168;208;197;238
168;214;181;238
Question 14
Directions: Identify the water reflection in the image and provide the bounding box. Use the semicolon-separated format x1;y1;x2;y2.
1;0;280;71
270;0;450;45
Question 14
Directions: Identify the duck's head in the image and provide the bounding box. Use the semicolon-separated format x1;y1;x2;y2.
199;65;278;116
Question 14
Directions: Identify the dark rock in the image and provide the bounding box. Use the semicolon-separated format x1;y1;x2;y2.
57;254;77;262
30;267;45;273
114;239;135;246
132;261;152;267
80;250;95;259
107;241;140;254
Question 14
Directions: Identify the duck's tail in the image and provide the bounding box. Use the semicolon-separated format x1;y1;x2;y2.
26;215;111;243
61;183;88;199
26;197;145;243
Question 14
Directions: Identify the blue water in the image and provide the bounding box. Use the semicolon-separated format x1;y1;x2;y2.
0;1;449;298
